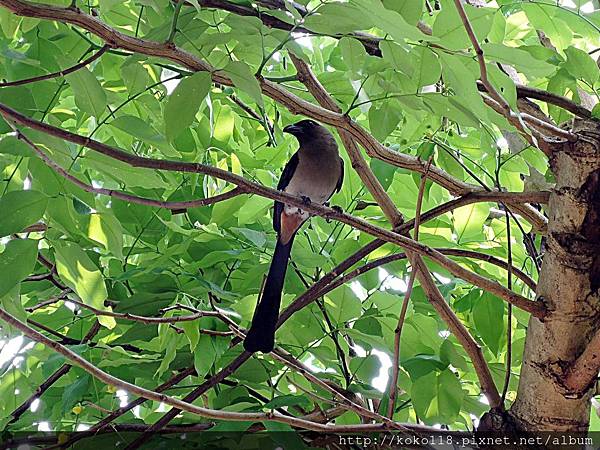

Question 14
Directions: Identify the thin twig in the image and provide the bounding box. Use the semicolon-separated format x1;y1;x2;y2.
9;321;100;423
12;127;245;210
387;157;432;418
0;44;109;87
501;209;513;404
167;0;183;43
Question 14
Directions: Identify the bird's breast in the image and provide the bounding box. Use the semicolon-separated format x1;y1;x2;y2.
283;153;340;204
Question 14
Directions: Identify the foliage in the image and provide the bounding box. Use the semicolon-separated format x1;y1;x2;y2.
0;0;599;443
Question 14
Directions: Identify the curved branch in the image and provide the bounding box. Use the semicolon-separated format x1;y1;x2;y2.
2;106;544;317
0;0;548;233
0;307;425;433
476;81;593;120
8;321;100;423
64;297;226;324
0;44;109;87
12;128;245;209
563;328;600;394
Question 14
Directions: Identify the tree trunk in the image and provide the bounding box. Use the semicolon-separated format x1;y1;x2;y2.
509;119;600;432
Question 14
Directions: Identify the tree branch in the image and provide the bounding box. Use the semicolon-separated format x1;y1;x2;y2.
0;0;548;233
388;159;430;418
8;320;100;423
0;103;545;317
135;191;536;439
562;328;600;395
11;127;245;210
0;44;109;87
452;0;536;147
412;256;503;408
0;306;432;433
477;81;593;120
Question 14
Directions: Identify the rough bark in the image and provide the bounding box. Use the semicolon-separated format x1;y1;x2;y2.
508;119;600;433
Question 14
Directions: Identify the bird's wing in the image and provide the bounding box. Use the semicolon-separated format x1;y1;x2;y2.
335;157;344;193
274;151;300;233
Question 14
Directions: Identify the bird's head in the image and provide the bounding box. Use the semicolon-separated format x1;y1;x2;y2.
283;119;320;136
283;119;335;148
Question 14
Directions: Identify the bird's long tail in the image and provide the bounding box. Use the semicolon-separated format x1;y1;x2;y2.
244;237;293;353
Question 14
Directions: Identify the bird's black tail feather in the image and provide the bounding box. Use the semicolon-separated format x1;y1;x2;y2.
244;237;293;353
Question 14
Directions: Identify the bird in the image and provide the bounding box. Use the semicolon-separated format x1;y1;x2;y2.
243;119;344;353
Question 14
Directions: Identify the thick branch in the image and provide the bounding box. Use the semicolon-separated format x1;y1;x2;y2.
563;329;600;394
412;256;503;407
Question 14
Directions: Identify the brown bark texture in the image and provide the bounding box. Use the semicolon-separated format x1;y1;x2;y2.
510;119;600;433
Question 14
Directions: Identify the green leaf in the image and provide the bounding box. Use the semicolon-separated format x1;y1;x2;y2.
481;43;556;78
53;240;114;329
433;0;494;50
522;4;572;50
0;239;38;298
65;66;107;118
164;71;211;141
349;0;431;43
61;373;90;413
453;202;489;243
224;61;264;108
121;60;150;95
411;370;464;424
304;3;367;34
325;285;361;323
182;319;200;352
411;46;442;88
382;0;424;25
264;394;312;411
0;136;34;157
380;41;413;76
0;190;47;238
473;292;505;355
368;102;402;141
339;37;366;73
349;355;380;382
111;115;169;148
370;158;396;190
564;46;599;85
87;213;124;259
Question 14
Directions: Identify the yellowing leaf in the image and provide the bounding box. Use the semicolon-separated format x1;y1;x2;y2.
53;241;115;329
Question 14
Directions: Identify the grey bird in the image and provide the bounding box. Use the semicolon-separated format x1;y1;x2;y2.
243;119;344;353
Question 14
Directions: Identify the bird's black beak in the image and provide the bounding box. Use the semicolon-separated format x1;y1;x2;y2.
283;124;302;135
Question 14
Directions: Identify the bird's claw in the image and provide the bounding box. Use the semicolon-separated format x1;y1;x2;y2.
300;195;311;205
326;205;343;222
